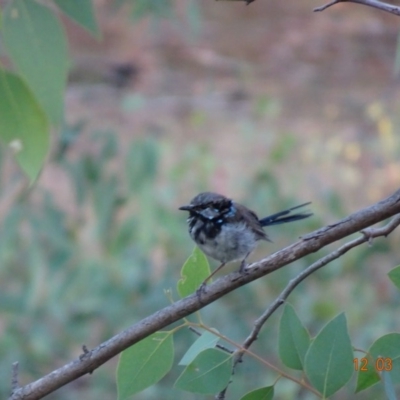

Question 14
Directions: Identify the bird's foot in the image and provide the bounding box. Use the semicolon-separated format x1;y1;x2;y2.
196;282;207;301
239;260;248;274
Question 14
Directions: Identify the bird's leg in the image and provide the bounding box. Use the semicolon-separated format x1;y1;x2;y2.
196;262;226;297
196;254;250;300
239;252;251;274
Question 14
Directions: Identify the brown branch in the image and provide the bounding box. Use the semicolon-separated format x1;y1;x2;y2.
216;214;400;399
8;188;400;400
314;0;400;16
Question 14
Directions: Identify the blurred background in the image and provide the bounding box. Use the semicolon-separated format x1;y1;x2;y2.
1;0;400;399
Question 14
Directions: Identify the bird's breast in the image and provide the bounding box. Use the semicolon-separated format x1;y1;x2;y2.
188;219;260;263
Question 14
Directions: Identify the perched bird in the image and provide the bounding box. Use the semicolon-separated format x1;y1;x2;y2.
179;192;312;291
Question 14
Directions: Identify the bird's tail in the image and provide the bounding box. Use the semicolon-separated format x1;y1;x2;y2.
259;202;312;227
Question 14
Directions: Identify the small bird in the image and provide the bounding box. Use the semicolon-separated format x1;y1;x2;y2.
179;192;312;292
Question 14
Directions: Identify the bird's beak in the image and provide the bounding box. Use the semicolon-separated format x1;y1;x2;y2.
179;205;193;211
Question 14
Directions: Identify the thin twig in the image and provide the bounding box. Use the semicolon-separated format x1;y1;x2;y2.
216;215;400;399
314;0;400;16
191;325;321;397
11;362;19;394
188;326;234;354
314;0;344;11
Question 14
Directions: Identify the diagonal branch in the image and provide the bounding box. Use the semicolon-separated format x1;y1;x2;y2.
8;188;400;400
314;0;400;16
216;214;400;399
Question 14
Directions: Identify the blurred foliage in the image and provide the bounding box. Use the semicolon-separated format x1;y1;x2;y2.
1;1;399;398
0;123;399;400
114;0;202;35
0;0;200;183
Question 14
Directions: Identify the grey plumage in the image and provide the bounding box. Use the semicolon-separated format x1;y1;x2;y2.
179;192;312;268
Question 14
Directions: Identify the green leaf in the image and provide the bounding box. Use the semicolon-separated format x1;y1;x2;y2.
388;266;400;291
175;348;232;394
177;247;210;298
370;333;400;360
116;331;174;399
305;313;353;398
370;333;400;385
240;386;274;400
53;0;100;37
3;0;69;124
0;69;49;182
279;304;310;370
355;355;380;393
179;329;220;366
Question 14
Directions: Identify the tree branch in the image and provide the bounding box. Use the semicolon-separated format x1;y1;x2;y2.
314;0;400;16
216;214;400;399
9;188;400;400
